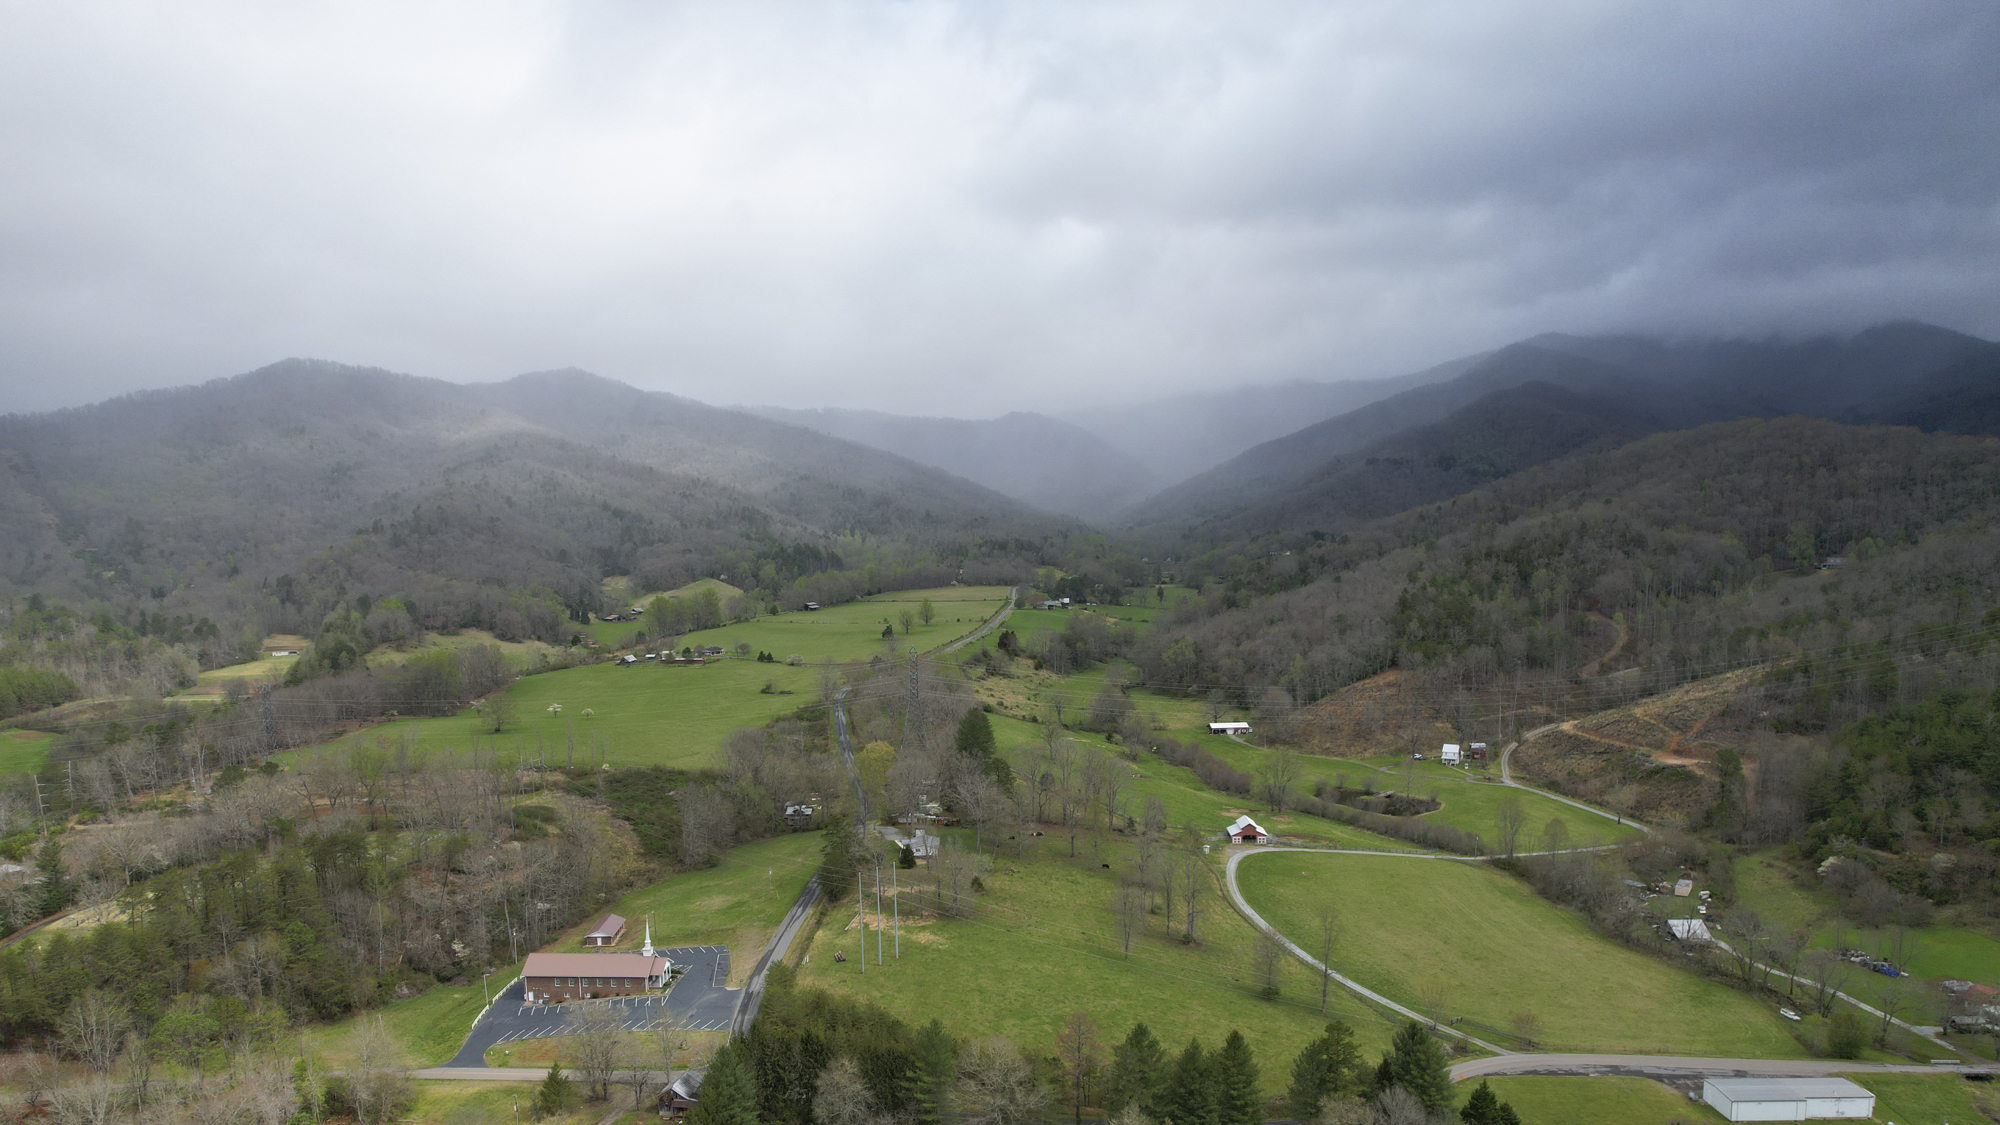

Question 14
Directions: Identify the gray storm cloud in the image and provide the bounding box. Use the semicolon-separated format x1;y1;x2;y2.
1;1;1995;414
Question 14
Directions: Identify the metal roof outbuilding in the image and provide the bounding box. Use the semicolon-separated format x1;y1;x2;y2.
1701;1077;1873;1121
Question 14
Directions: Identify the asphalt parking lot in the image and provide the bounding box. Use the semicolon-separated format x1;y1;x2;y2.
445;945;735;1067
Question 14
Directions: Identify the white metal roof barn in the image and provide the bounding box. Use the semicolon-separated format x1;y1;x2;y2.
1701;1077;1874;1121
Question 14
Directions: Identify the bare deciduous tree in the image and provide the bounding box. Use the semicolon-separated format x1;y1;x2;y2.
814;1056;876;1125
1115;880;1146;960
1496;794;1526;858
567;1002;625;1102
956;1039;1050;1125
57;989;130;1074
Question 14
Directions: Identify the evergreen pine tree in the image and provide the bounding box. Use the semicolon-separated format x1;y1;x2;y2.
1105;1023;1168;1117
953;708;1012;790
1287;1020;1364;1117
1370;1055;1394;1098
533;1063;573;1120
688;1045;759;1125
1494;1103;1521;1125
904;1019;956;1125
33;837;68;919
1212;1030;1259;1125
1386;1023;1452;1113
1161;1039;1215;1125
1458;1080;1500;1125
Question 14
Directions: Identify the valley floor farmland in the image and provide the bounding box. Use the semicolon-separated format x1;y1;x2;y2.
314;587;1009;771
794;835;1397;1099
1238;851;1809;1058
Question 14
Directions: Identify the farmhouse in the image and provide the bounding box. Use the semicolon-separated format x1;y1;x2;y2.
582;914;625;947
1667;918;1714;943
1208;721;1252;736
1700;1077;1873;1121
1226;815;1269;844
1440;743;1461;765
903;830;940;859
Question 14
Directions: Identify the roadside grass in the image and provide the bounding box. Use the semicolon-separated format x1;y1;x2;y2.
1858;1072;2000;1122
554;832;823;985
405;1081;606;1125
484;1028;725;1070
1468;1076;1727;1123
305;969;514;1068
0;730;54;776
1239;851;1809;1058
795;833;1396;1099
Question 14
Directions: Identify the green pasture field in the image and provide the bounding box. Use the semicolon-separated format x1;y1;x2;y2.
795;832;1396;1098
1239;852;1809;1058
987;713;1422;852
675;586;1010;664
585;577;749;646
0;730;54;776
1184;736;1642;850
319;656;821;771
554;832;822;984
313;588;1008;771
1468;1076;1727;1123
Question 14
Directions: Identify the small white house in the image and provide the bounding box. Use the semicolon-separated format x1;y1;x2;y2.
1440;743;1461;765
1668;918;1714;943
1701;1077;1873;1121
1208;721;1252;736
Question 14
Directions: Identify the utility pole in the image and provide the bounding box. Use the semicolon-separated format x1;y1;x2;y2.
899;652;921;755
33;776;46;835
875;859;883;965
893;860;900;959
857;894;865;976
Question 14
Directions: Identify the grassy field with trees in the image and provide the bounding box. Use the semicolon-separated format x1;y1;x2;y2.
793;833;1397;1099
1239;851;1809;1057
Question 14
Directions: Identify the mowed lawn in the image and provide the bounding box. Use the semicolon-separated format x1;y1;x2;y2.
1469;1077;1729;1123
0;730;54;776
1238;852;1808;1058
404;1081;632;1125
797;838;1398;1099
552;832;823;985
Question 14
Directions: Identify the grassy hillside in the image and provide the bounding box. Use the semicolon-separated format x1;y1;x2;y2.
795;834;1399;1098
1238;851;1808;1058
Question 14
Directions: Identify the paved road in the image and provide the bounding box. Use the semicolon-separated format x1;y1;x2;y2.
444;945;735;1068
1451;1053;1994;1080
730;875;823;1035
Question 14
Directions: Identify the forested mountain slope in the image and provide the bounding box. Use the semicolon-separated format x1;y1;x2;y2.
1127;323;2000;540
741;405;1157;521
1134;417;2000;726
0;360;1062;681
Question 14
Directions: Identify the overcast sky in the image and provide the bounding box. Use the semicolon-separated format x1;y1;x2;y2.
2;2;1996;416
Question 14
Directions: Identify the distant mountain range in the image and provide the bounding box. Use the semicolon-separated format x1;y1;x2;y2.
739;406;1156;522
1124;322;2000;542
0;361;1057;628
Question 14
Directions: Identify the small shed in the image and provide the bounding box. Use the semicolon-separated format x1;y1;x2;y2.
1208;721;1253;736
661;1071;702;1117
1440;743;1461;765
1468;742;1487;760
1226;815;1269;844
583;914;626;947
1673;878;1695;897
1668;918;1714;943
1701;1077;1873;1121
